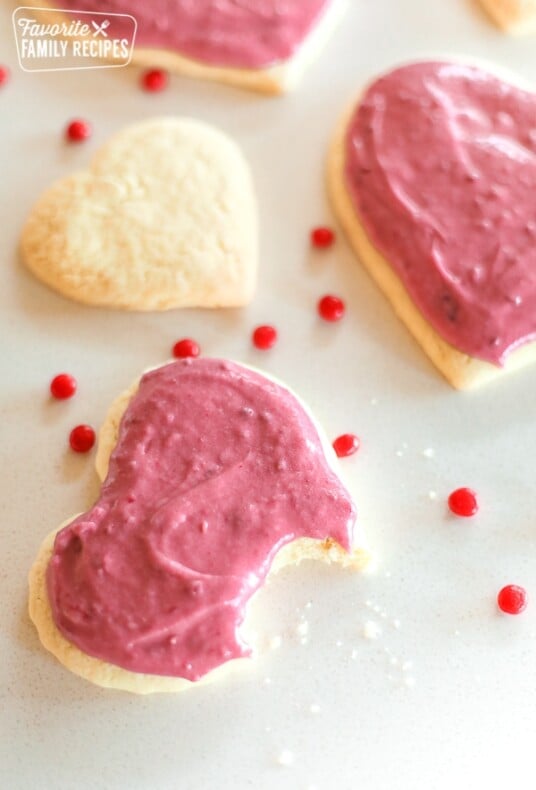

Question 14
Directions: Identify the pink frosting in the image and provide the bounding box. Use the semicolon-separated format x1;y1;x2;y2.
345;61;536;365
57;0;332;68
47;359;356;680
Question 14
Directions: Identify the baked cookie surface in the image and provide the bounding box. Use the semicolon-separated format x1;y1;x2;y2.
21;117;257;311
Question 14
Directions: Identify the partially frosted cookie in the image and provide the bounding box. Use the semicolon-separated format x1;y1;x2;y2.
28;0;345;94
21;118;257;310
329;61;536;390
29;359;367;694
478;0;536;33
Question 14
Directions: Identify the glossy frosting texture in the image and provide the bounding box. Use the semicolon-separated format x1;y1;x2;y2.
47;359;356;680
59;0;332;68
345;61;536;365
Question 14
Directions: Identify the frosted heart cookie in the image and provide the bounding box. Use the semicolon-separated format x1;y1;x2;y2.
329;61;536;390
27;0;345;94
29;359;367;693
21;118;257;310
478;0;536;33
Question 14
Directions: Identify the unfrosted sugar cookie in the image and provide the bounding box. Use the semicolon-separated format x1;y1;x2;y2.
29;359;367;694
329;61;536;390
29;0;346;94
478;0;536;33
21;118;257;310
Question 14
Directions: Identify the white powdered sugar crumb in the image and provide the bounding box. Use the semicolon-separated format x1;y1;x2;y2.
363;621;382;640
296;621;309;637
404;676;416;688
277;749;294;767
269;635;282;650
309;703;321;715
428;491;437;500
422;447;435;459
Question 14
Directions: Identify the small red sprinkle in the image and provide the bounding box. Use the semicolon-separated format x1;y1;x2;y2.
252;325;278;350
173;338;200;359
50;373;77;400
141;68;168;92
318;294;345;322
65;119;92;143
448;487;478;517
0;65;10;87
333;433;360;458
311;227;335;249
497;585;527;615
69;424;95;453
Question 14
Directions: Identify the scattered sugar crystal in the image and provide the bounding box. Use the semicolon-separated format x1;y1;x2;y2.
277;750;294;767
428;491;437;500
296;622;309;637
422;448;435;459
309;704;321;715
392;619;401;630
363;621;382;640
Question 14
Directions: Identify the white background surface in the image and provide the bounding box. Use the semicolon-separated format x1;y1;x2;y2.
2;2;536;788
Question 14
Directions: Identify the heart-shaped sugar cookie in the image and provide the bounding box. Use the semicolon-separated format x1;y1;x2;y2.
29;359;366;693
478;0;536;33
21;118;257;310
31;0;345;93
329;61;536;389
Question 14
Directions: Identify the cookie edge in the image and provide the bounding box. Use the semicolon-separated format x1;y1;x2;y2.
478;0;536;33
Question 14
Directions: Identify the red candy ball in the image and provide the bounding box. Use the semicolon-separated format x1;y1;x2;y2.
50;373;77;400
69;424;96;453
141;68;168;92
65;119;92;142
318;295;345;322
252;325;278;350
497;585;527;615
0;65;10;87
173;338;200;359
311;227;335;249
333;433;360;458
448;487;478;517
